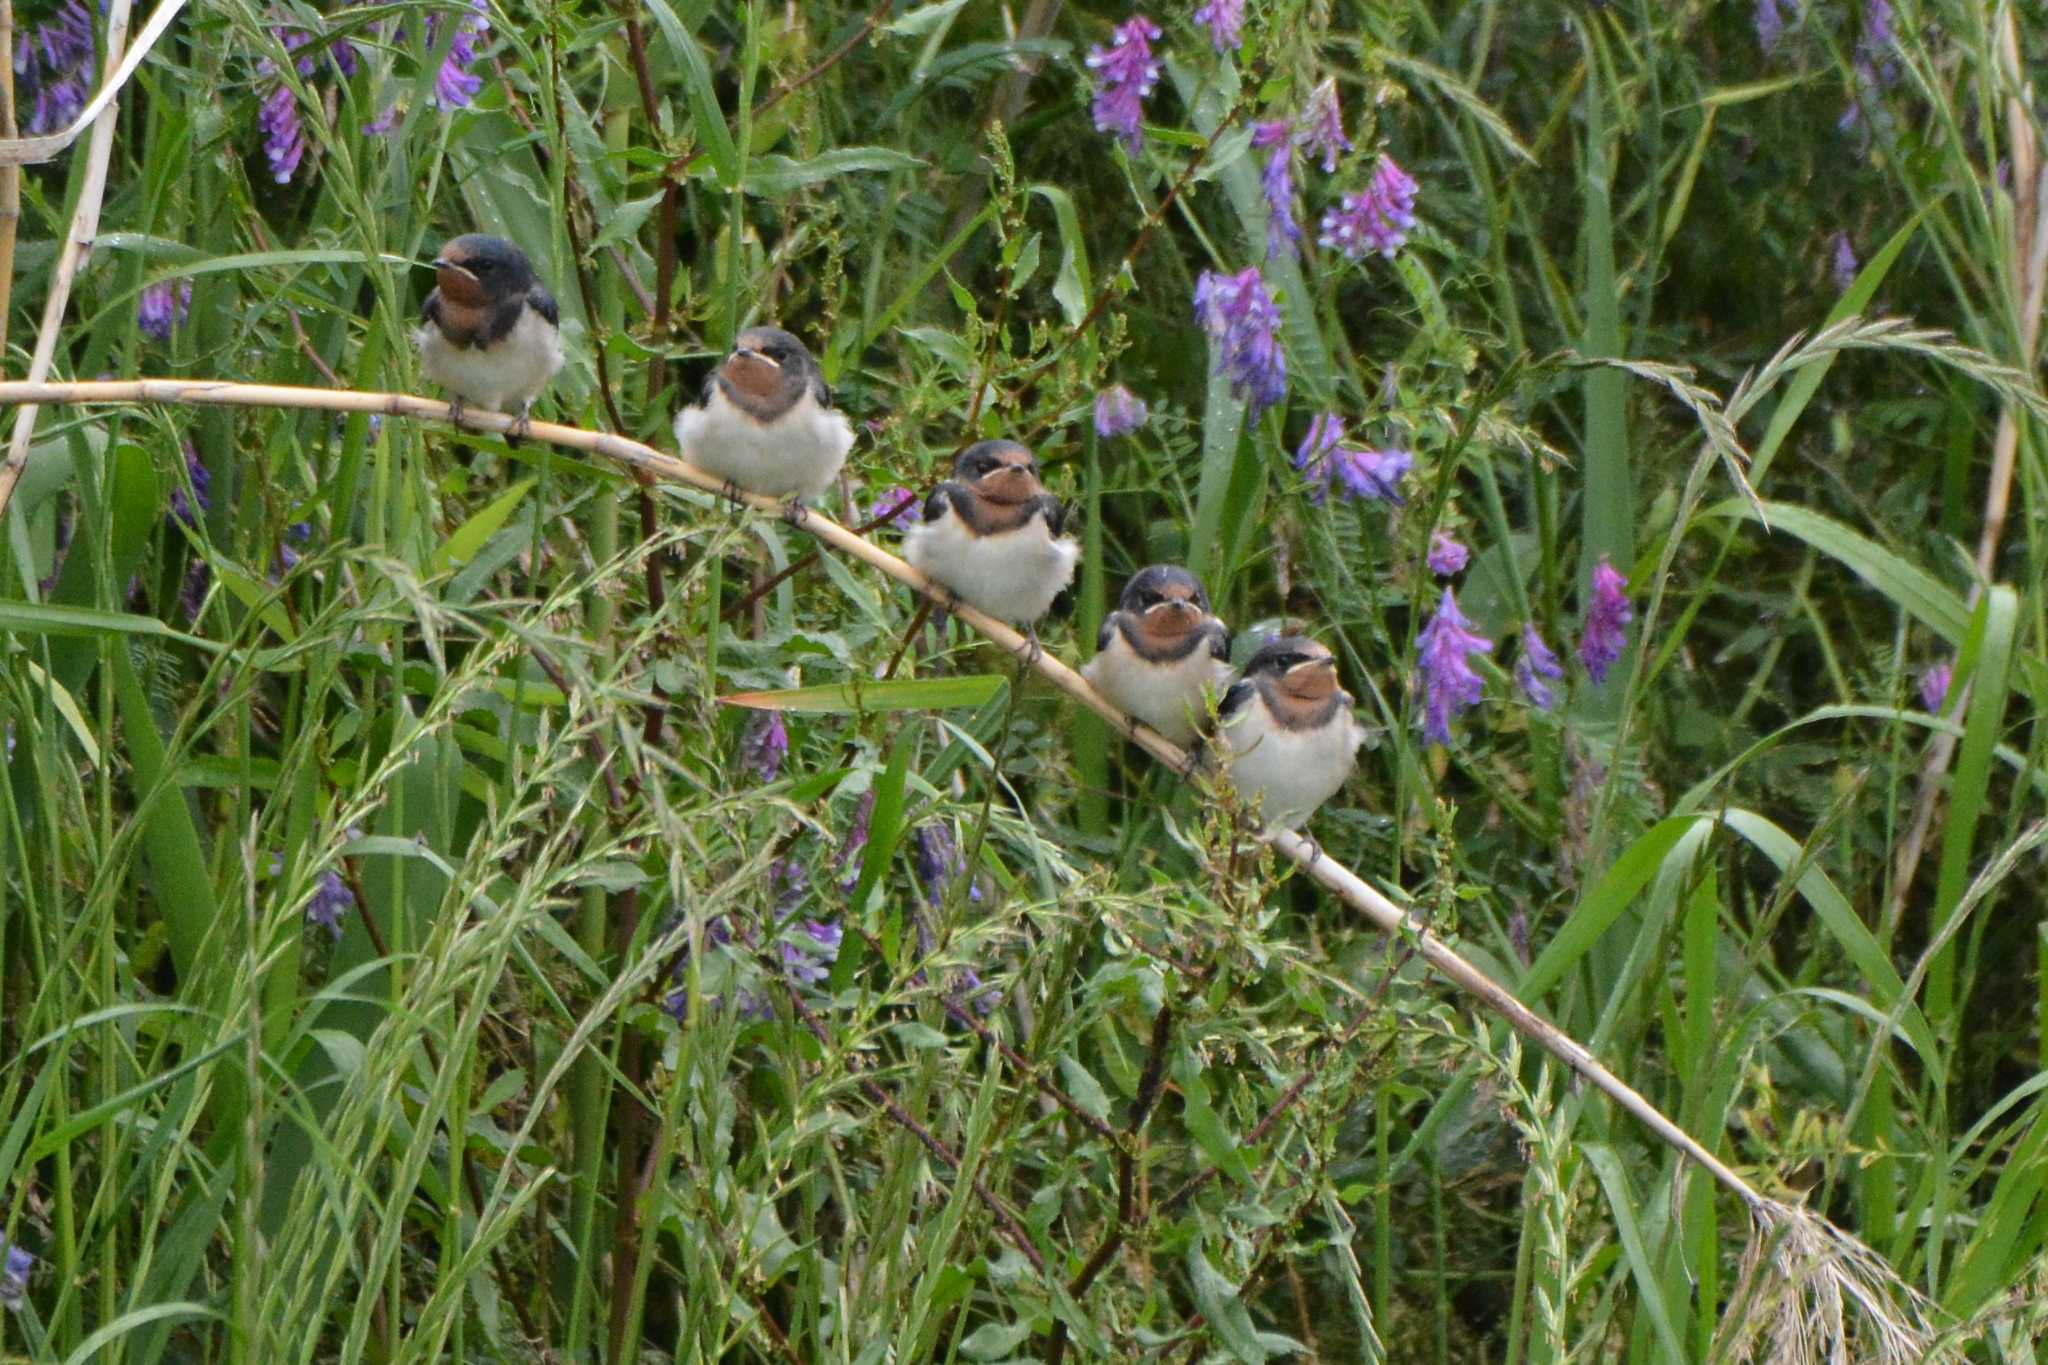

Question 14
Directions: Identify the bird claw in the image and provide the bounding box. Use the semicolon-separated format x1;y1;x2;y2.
1020;626;1044;669
782;497;810;528
446;398;467;431
507;408;533;449
719;478;745;507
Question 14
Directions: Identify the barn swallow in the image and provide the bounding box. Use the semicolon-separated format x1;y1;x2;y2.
415;234;564;447
1214;635;1365;829
1082;565;1231;744
673;326;855;502
901;439;1079;633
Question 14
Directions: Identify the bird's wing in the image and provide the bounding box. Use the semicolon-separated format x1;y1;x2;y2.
1034;494;1068;537
1095;613;1120;655
922;483;967;524
1206;623;1232;663
527;282;560;327
1218;677;1257;721
420;287;443;327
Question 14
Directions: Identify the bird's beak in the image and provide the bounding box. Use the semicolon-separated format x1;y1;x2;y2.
1288;656;1338;677
429;257;476;282
982;464;1040;498
730;345;779;369
1145;598;1199;621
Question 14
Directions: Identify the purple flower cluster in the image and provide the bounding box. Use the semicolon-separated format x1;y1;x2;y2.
138;280;191;342
178;558;210;620
1093;384;1149;438
1755;0;1787;54
1840;0;1898;132
1253;120;1302;261
1296;79;1350;173
1830;232;1858;291
427;0;489;110
1514;626;1565;711
1193;267;1287;416
306;870;355;938
1578;556;1632;683
741;710;789;782
778;917;842;988
276;520;312;575
0;1241;30;1312
1416;588;1492;746
1294;414;1410;504
1919;660;1952;713
1084;15;1163;154
168;445;211;529
1319;155;1418;260
15;0;95;135
1426;532;1469;577
913;822;972;906
868;485;920;531
1192;0;1244;53
255;23;371;183
836;789;875;890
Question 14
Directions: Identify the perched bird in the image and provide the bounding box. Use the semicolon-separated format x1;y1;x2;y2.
415;234;563;446
1215;635;1365;828
673;326;854;501
902;439;1079;631
1082;565;1231;744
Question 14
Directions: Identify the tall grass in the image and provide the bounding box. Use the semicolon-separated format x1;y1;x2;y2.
2;0;2046;1360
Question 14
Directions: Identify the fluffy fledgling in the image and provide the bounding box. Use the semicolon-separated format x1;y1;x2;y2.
1215;635;1365;828
1083;565;1231;743
415;234;563;445
673;327;854;500
901;440;1079;628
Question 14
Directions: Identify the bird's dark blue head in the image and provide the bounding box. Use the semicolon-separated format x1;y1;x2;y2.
1243;635;1338;683
952;440;1044;503
720;326;825;415
1119;565;1210;616
431;234;539;306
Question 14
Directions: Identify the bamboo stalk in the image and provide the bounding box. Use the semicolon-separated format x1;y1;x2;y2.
0;374;1779;1219
0;0;134;527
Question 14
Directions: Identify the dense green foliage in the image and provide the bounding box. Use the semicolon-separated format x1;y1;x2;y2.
4;0;2048;1359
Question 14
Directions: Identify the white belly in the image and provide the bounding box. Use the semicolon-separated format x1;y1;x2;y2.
902;510;1079;625
674;388;854;498
414;309;563;414
1218;702;1362;828
1082;638;1231;743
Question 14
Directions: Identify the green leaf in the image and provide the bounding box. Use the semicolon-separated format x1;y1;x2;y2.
1172;1048;1252;1184
719;675;1006;713
1057;1054;1112;1120
0;599;220;650
433;478;536;574
651;0;741;190
21;659;101;767
589;190;665;253
1583;1144;1688;1363
744;148;926;195
1031;185;1091;326
1184;1237;1278;1363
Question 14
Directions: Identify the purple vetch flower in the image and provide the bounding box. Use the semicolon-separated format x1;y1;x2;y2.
1093;384;1149;438
952;965;1000;1015
1830;232;1858;291
1295;78;1350;173
1427;532;1469;577
362;103;400;136
1578;556;1633;683
1755;0;1785;54
1193;267;1287;416
168;445;211;529
1319;155;1419;260
15;0;95;136
276;520;312;575
913;822;964;906
426;0;489;110
867;485;920;530
1919;660;1952;713
0;1240;31;1311
1253;120;1301;260
178;557;210;620
258;80;306;183
1840;0;1898;132
1514;625;1565;711
138;280;191;342
1294;414;1409;504
740;710;789;783
779;918;842;988
1083;15;1162;154
1191;0;1244;52
769;857;809;914
306;869;354;938
1415;587;1492;746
